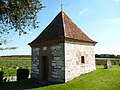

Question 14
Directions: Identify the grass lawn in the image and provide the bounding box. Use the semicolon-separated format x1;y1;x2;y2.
0;65;120;90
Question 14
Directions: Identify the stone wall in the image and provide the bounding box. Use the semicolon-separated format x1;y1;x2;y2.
31;42;96;82
65;42;96;82
49;43;65;82
31;48;40;78
31;43;65;82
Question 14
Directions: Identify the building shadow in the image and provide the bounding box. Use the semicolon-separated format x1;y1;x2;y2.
0;78;62;90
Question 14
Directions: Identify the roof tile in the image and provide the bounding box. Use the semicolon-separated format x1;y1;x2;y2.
29;11;96;47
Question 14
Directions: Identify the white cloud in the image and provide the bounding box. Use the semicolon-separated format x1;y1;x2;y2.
105;18;120;24
79;8;87;15
114;0;119;2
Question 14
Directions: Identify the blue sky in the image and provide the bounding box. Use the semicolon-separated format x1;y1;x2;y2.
0;0;120;56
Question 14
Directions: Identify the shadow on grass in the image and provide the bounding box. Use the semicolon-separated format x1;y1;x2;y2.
0;78;61;90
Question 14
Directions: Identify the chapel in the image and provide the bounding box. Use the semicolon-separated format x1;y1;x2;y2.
29;11;97;82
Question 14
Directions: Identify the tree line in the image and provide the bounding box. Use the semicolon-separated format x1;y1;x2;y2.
1;54;120;58
95;54;120;58
0;55;31;58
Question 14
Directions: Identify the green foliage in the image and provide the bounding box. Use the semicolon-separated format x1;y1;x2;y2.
0;55;31;60
0;47;18;50
96;58;120;60
0;0;44;36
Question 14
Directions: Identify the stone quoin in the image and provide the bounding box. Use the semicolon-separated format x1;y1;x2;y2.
29;11;97;82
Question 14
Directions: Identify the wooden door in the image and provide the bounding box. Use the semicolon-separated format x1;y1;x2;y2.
41;56;49;80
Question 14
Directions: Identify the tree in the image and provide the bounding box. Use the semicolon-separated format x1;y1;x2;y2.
0;0;44;50
0;0;44;35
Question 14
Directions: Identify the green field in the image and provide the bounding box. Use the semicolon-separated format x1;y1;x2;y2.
0;65;120;90
0;57;31;76
0;57;119;76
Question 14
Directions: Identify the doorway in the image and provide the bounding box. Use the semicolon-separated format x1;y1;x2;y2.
41;56;49;80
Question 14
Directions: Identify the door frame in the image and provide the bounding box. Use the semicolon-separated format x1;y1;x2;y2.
41;56;49;80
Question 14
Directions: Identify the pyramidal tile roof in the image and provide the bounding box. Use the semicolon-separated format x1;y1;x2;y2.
29;11;96;47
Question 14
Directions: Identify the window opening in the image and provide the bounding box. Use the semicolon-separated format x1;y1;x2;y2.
81;56;85;64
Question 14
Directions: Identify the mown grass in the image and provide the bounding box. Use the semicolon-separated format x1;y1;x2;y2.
29;65;120;90
0;65;120;90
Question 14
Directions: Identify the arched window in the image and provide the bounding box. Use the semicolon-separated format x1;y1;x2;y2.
81;56;85;64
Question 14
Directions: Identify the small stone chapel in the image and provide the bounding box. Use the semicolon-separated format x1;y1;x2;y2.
29;11;97;82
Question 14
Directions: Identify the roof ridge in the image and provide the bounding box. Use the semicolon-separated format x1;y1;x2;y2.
62;11;96;43
61;11;66;38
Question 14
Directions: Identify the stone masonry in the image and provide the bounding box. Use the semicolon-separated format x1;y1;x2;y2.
65;42;96;82
31;48;40;78
31;42;96;82
32;43;65;82
50;43;65;82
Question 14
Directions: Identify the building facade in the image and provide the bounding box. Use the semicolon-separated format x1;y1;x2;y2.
29;11;97;82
